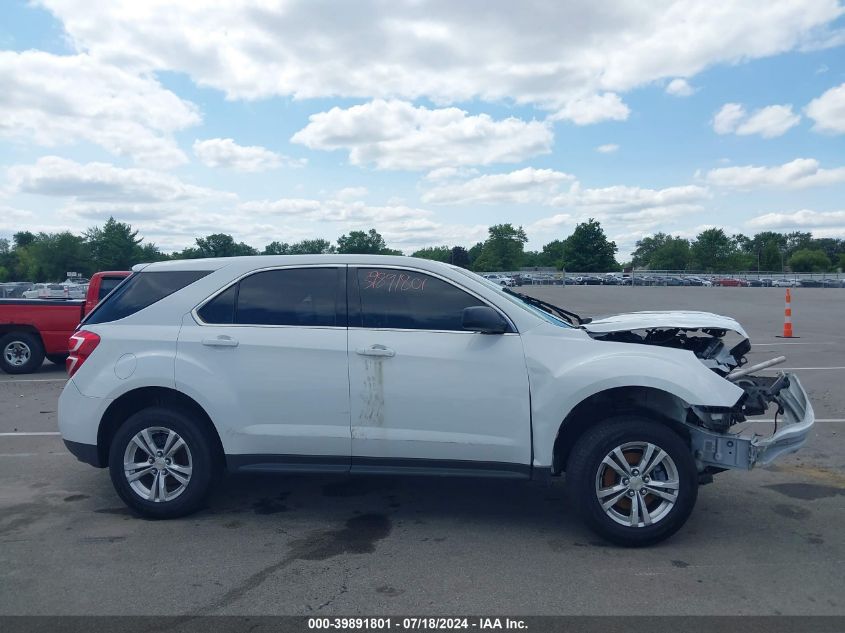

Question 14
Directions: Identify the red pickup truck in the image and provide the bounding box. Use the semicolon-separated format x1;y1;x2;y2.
0;271;130;374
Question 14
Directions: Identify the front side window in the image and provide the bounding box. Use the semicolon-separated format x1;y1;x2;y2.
355;268;486;331
199;267;339;327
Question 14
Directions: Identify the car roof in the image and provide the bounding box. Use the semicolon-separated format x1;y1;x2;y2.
133;254;456;274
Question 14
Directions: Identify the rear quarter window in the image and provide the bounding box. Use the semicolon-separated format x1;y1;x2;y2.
84;271;210;324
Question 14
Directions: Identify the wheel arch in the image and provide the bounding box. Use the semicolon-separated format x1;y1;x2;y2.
96;386;225;470
0;325;44;345
552;386;691;474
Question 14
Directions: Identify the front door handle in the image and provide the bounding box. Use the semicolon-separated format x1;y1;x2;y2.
202;336;239;347
356;344;395;358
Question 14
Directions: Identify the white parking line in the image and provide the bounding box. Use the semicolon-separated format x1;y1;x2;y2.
749;418;845;423
752;342;821;346
0;378;67;383
0;431;61;436
761;366;845;371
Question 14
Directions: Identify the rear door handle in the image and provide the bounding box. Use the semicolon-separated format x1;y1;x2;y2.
356;345;395;358
202;336;239;347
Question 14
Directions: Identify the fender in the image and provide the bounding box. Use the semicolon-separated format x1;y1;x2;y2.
520;324;744;468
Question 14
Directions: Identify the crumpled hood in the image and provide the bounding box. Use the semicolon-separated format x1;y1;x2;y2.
583;310;748;339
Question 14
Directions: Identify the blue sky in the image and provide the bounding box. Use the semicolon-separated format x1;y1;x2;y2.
1;1;844;257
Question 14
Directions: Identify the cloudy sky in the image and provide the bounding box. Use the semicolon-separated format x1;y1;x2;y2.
1;1;844;256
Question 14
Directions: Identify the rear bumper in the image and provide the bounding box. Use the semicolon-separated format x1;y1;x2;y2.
688;373;814;470
63;439;103;467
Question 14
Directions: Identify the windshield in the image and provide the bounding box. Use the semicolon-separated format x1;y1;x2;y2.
451;267;574;328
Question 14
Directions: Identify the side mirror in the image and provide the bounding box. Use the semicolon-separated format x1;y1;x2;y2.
462;306;508;334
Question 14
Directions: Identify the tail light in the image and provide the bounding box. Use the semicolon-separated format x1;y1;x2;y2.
66;330;100;377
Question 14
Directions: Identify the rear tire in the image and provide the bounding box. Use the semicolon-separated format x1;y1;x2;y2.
108;407;216;519
0;332;45;374
565;415;698;547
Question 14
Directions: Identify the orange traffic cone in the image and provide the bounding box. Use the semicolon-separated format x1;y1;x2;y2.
777;288;798;338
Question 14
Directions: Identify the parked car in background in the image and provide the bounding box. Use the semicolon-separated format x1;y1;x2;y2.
575;275;603;285
714;278;749;287
58;255;814;546
0;271;130;374
798;279;823;288
771;278;798;287
822;279;845;288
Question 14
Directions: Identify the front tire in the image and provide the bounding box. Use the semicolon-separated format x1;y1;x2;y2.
108;407;216;519
0;332;45;374
566;416;698;547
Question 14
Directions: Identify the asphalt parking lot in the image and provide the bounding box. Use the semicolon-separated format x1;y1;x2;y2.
1;287;843;616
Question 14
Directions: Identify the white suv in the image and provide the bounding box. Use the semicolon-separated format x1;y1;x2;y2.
59;255;814;546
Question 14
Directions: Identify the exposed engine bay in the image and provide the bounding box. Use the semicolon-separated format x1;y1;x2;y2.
574;310;815;472
587;325;790;432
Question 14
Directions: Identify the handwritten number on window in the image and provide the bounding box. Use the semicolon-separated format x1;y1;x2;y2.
363;271;427;292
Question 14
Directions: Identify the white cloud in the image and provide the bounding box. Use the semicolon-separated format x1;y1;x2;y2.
0;205;34;232
713;103;746;134
0;50;199;167
713;102;800;138
551;184;709;215
37;0;844;110
550;93;630;125
705;158;845;189
7;156;232;203
291;100;552;170
421;168;575;205
747;209;845;229
666;78;695;97
736;105;801;138
334;186;369;201
192;138;304;172
596;144;620;153
237;195;486;252
805;82;845;134
420;167;709;224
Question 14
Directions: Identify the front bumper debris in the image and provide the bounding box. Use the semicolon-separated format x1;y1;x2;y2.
687;373;814;470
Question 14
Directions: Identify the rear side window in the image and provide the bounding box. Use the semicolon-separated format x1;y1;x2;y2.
85;271;210;324
355;268;485;331
198;268;340;327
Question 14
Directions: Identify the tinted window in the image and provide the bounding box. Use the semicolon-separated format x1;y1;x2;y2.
85;271;210;324
235;268;338;326
197;284;237;324
356;268;485;331
97;276;125;301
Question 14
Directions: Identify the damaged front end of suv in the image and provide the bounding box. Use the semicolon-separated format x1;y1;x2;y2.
584;311;814;473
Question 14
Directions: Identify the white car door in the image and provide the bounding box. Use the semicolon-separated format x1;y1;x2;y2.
347;266;532;476
176;265;350;470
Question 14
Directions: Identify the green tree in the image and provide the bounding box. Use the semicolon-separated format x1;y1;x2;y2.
472;224;528;271
744;231;787;271
541;239;566;269
649;236;691;270
263;239;335;255
137;242;169;262
16;232;93;280
13;231;36;249
262;241;290;255
467;242;483;267
788;249;831;273
186;233;258;258
689;228;744;272
84;217;144;270
411;246;451;262
337;229;399;254
631;233;671;268
449;246;470;268
560;219;618;272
